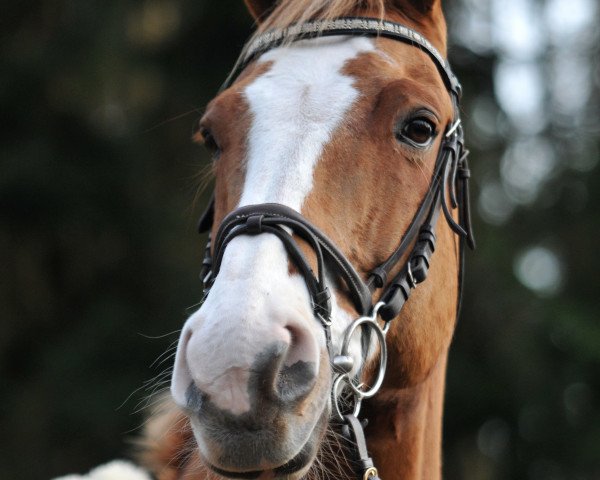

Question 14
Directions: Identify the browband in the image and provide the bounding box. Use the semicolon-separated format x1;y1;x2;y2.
227;17;462;100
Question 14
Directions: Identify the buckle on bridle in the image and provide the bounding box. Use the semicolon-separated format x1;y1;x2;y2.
364;467;379;480
445;118;461;138
317;312;332;327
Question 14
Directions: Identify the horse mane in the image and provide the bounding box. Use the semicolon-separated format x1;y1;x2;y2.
254;0;386;34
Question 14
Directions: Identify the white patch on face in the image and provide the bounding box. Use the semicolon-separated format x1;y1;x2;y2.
240;36;374;209
172;36;375;415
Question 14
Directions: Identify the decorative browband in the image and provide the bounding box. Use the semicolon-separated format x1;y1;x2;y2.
239;17;462;99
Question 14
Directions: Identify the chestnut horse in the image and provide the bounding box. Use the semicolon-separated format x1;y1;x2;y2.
143;1;474;479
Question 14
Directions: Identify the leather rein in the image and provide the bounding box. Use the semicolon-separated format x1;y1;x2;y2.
196;17;475;480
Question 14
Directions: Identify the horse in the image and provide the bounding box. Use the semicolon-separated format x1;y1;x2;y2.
142;1;475;479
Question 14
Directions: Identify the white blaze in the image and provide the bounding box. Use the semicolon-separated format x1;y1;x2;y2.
172;36;374;415
240;36;374;209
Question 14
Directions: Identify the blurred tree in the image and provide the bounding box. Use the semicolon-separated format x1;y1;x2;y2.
444;0;600;479
1;1;252;477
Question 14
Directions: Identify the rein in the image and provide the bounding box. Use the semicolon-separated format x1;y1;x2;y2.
196;17;475;480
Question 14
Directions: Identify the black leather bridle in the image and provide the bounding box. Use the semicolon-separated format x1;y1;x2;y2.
195;17;475;480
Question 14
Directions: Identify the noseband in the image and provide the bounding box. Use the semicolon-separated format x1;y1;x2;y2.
196;17;475;480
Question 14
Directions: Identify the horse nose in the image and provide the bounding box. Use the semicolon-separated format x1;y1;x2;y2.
171;316;320;414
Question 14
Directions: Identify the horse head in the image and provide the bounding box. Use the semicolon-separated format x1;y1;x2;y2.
167;1;473;478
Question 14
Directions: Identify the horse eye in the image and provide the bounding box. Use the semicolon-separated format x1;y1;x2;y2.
199;127;221;158
397;118;437;147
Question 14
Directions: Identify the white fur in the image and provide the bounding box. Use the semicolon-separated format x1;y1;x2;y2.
172;36;374;415
52;460;152;480
240;36;374;209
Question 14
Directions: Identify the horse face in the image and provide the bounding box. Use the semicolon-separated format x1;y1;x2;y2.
170;28;455;480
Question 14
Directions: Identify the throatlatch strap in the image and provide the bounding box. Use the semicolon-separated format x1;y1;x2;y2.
197;193;214;234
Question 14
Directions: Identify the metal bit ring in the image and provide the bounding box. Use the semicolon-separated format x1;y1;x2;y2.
332;375;363;421
340;302;387;399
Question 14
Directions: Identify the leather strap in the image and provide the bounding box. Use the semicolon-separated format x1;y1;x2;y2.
366;126;450;291
378;189;442;320
343;414;380;480
197;192;214;233
209;204;373;317
231;17;462;101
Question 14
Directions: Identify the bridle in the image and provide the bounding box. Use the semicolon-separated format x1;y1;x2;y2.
195;17;475;480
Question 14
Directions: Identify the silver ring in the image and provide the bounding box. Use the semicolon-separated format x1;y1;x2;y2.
332;375;362;420
371;301;386;319
340;317;387;399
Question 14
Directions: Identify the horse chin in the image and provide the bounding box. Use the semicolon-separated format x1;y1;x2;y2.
206;450;314;480
191;399;330;480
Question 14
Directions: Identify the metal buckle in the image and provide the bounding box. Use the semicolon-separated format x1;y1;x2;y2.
445;118;461;138
317;312;332;327
363;467;379;480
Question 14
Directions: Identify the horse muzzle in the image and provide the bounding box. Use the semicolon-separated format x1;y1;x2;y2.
177;344;330;477
170;232;333;475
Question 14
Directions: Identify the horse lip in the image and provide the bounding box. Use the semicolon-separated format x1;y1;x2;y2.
272;449;312;475
207;447;311;480
207;464;264;479
206;456;309;479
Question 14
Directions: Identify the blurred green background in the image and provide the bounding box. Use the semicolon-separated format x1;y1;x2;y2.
1;1;598;479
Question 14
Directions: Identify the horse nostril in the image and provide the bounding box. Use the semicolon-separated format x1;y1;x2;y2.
274;324;318;403
276;358;317;403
